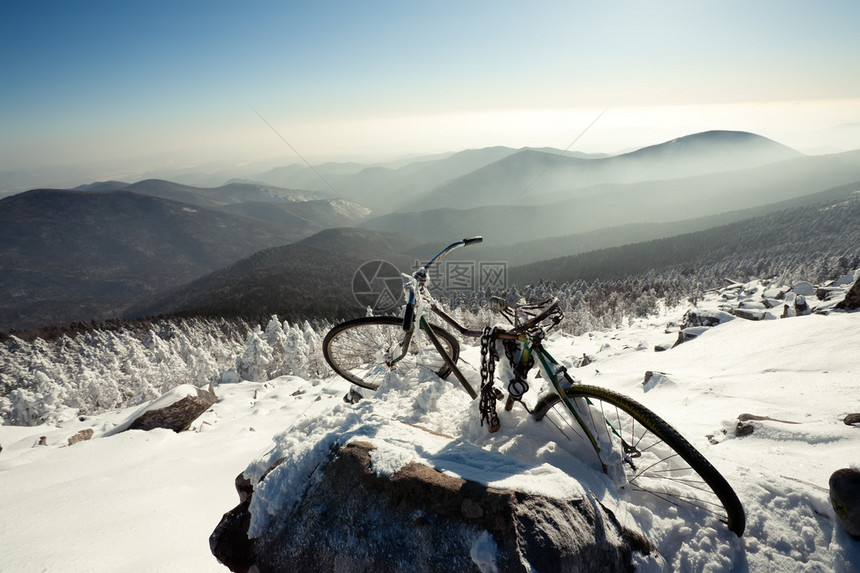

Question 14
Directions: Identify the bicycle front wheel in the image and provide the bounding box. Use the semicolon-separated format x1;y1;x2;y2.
534;385;745;536
323;316;460;390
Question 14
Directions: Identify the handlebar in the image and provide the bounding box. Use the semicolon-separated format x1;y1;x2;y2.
402;236;483;330
421;236;483;273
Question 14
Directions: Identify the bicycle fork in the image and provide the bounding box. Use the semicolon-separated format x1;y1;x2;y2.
533;344;610;474
537;346;646;474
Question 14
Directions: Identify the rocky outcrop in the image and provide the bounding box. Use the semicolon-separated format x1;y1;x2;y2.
729;307;769;321
672;326;709;347
681;309;732;328
210;441;652;573
643;371;674;392
127;385;217;433
835;275;860;310
668;274;858;349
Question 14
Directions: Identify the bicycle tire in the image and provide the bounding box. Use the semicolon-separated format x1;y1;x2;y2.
534;385;745;536
323;316;460;390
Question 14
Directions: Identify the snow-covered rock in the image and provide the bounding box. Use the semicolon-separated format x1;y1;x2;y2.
67;428;94;446
122;384;217;433
210;441;652;573
830;468;860;539
642;371;674;392
681;309;734;329
673;325;710;346
836;273;860;310
791;281;816;297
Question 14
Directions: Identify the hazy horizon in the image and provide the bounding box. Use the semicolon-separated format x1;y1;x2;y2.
3;1;860;191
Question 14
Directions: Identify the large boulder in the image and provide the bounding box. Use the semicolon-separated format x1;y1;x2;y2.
127;385;217;433
836;275;860;310
680;309;733;329
729;307;772;321
790;281;816;297
830;468;860;539
672;326;710;347
210;441;652;573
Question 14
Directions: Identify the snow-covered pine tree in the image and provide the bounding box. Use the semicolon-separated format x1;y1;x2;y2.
237;327;274;382
263;316;290;378
301;321;327;379
283;321;310;379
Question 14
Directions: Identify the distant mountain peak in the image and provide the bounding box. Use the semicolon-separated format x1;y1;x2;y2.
613;130;803;176
630;130;800;157
670;129;761;142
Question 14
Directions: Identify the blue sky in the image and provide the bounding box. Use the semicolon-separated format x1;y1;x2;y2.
2;0;860;173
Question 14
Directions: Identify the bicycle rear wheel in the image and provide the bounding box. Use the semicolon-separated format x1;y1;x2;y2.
323;316;460;390
534;385;745;536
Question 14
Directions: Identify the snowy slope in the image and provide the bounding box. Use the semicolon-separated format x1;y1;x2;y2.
1;289;859;572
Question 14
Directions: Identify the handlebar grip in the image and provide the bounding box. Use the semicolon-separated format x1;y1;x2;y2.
463;236;483;245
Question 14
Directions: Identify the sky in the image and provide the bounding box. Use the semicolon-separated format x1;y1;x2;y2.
2;0;860;177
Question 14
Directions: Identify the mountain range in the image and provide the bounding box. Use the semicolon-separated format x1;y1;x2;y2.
395;130;803;212
0;183;368;331
2;130;859;332
365;147;860;245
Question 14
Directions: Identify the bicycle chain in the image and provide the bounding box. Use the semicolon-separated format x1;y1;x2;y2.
479;326;501;433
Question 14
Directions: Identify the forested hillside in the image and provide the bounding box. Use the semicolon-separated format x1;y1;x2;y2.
0;188;313;331
126;228;421;322
510;193;860;287
122;193;860;328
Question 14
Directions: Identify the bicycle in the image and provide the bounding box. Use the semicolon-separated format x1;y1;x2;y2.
323;237;746;536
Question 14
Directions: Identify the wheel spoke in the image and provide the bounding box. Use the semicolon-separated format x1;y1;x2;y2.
627;484;730;519
324;317;459;390
533;385;745;536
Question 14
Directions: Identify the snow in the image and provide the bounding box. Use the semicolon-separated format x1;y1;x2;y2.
470;531;500;573
1;287;860;572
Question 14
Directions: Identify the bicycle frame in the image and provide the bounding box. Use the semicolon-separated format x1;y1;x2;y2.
386;236;607;461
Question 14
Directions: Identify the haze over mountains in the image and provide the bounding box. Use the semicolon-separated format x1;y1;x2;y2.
395;130;802;212
2;130;859;332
